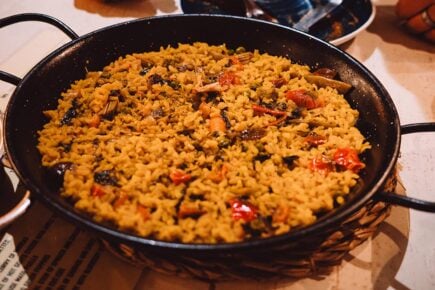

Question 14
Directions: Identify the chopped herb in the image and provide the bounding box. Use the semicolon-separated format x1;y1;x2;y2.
94;170;118;186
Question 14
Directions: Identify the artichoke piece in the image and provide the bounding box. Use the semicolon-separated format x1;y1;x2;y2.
305;74;352;94
102;97;119;120
236;52;253;64
239;128;267;141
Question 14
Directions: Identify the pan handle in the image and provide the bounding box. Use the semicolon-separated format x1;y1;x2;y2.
0;111;31;228
376;122;435;212
0;13;79;85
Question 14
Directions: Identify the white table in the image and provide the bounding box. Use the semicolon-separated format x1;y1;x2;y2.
0;0;434;289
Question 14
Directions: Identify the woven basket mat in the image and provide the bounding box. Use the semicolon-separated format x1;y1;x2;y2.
103;170;398;282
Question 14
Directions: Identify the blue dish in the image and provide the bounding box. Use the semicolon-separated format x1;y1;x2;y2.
180;0;375;45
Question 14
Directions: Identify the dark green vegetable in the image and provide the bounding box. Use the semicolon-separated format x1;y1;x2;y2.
60;100;79;125
218;138;231;149
94;170;118;186
151;108;165;119
282;155;299;170
148;74;165;85
166;80;181;90
254;154;271;163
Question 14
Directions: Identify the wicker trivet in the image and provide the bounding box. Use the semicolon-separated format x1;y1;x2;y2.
102;171;397;281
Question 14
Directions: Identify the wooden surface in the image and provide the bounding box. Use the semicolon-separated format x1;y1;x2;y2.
0;0;434;289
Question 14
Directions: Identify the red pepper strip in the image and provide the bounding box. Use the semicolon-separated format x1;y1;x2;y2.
91;184;105;198
252;104;288;127
252;104;287;116
114;193;128;208
305;134;327;146
309;155;333;175
218;71;240;86
170;170;192;185
137;204;150;221
266;114;288;127
333;148;365;173
230;199;258;222
286;89;318;110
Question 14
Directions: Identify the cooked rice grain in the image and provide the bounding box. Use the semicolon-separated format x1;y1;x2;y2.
38;42;370;243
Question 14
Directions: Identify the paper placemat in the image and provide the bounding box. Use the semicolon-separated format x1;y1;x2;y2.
2;200;142;290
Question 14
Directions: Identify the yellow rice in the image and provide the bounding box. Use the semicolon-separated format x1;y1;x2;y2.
37;42;370;243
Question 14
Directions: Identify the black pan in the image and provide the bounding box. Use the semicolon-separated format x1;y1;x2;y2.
0;13;434;260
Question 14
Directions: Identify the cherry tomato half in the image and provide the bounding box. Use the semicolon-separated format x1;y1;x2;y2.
286;89;318;110
333;148;365;173
229;199;258;222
